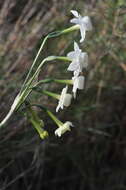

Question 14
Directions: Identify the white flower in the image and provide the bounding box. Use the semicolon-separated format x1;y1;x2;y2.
55;121;73;137
67;42;88;76
56;86;72;112
70;10;92;43
72;76;85;98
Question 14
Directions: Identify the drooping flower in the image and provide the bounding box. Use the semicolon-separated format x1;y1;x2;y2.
72;76;85;98
46;110;73;137
67;42;88;76
70;10;92;43
55;121;73;137
56;86;72;112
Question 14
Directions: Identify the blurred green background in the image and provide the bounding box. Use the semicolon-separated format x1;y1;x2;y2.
0;0;126;189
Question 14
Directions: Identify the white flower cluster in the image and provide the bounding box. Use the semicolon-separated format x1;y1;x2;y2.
56;10;92;110
55;10;92;137
67;41;87;98
0;10;92;139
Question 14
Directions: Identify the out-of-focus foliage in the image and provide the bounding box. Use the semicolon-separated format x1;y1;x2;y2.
0;0;126;189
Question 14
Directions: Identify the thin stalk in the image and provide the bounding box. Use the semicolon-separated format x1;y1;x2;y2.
20;35;49;92
46;110;63;127
61;25;79;34
20;25;79;92
0;56;70;128
0;57;46;129
41;90;60;100
33;78;72;89
54;79;73;85
27;56;71;92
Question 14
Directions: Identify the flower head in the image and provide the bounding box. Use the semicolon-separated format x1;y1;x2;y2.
70;10;92;43
56;86;72;112
67;42;88;76
55;121;73;137
46;110;73;137
72;76;85;98
40;130;49;139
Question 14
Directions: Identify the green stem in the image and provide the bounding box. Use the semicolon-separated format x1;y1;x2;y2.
0;56;69;128
41;90;60;100
54;56;71;62
33;78;73;89
27;56;71;91
0;53;72;128
20;35;49;92
61;25;79;34
46;110;63;127
54;79;73;85
34;78;54;86
20;25;79;92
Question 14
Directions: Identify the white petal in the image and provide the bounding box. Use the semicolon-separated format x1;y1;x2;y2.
64;121;73;128
70;18;79;24
56;104;60;112
63;85;68;94
56;86;69;112
73;70;80;77
82;16;92;31
63;94;72;107
55;121;72;137
73;92;76;99
77;76;85;89
74;41;80;52
71;10;79;17
72;76;85;98
56;99;63;112
80;53;88;68
67;42;87;75
72;78;78;98
67;61;78;71
67;51;76;59
55;128;62;137
80;24;86;43
62;86;67;95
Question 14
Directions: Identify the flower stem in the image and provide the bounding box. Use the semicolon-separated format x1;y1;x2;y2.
54;79;73;85
46;110;63;127
61;25;80;34
20;25;79;92
33;88;60;100
41;90;60;100
20;35;49;92
0;54;72;128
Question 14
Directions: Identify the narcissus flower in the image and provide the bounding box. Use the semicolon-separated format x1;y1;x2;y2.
67;42;88;76
70;10;92;43
55;121;73;137
56;86;72;112
39;87;72;112
72;76;85;98
46;110;73;137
